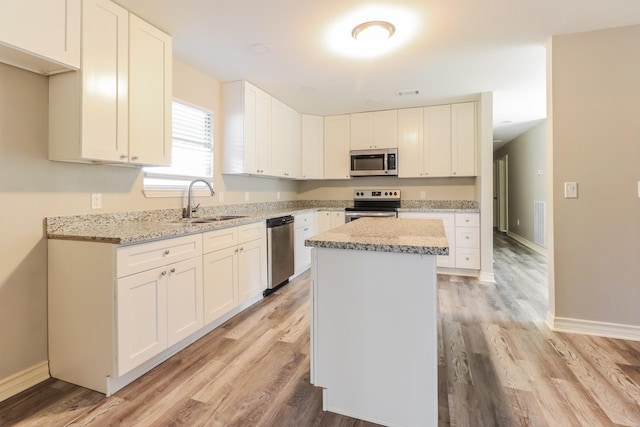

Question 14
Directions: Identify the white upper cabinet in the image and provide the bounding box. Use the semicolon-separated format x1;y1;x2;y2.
128;14;172;166
398;102;476;178
271;97;300;179
424;105;452;177
350;110;398;149
301;114;324;179
451;102;476;177
48;0;172;166
222;80;272;176
0;0;80;74
397;108;424;178
323;115;351;180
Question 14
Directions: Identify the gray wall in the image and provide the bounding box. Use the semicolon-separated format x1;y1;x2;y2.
0;60;296;384
548;24;640;326
494;121;547;246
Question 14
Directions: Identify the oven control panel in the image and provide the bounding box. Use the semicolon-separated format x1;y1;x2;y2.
354;189;401;200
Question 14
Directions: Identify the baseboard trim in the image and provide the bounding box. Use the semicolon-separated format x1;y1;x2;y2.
506;231;547;256
548;315;640;342
478;271;496;283
0;361;50;403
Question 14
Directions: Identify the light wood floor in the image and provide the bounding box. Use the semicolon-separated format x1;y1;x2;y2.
2;232;640;426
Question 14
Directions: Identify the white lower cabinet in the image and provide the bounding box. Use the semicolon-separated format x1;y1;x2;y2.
294;212;315;275
117;256;203;376
315;210;345;234
398;211;480;272
49;222;267;396
202;222;267;325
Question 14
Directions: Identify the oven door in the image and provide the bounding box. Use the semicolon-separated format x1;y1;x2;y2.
345;211;398;222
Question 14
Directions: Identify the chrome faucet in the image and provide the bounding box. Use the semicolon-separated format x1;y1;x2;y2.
183;179;215;219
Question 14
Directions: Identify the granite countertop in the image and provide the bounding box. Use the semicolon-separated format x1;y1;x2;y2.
305;217;449;255
46;199;477;246
46;207;319;245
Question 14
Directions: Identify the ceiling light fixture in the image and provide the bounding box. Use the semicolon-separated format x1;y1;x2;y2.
351;21;396;43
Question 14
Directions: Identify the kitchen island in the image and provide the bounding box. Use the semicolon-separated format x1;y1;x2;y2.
305;218;448;427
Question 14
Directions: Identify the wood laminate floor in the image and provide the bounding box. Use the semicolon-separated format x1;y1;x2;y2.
2;232;640;426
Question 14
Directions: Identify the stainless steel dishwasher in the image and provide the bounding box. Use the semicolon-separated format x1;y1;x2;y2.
265;215;295;296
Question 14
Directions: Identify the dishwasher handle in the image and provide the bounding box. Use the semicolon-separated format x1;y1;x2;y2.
266;215;294;228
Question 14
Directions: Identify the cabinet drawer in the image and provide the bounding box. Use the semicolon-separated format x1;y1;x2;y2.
117;235;202;278
456;248;480;269
455;213;479;227
203;227;238;254
456;227;480;248
399;212;455;227
295;212;314;227
238;221;266;244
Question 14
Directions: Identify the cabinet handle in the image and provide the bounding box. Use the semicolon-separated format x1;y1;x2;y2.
163;250;170;255
304;227;309;231
119;155;127;160
170;268;176;273
131;156;139;161
161;270;167;276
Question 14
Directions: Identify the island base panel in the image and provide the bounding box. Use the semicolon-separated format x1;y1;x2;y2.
311;247;438;427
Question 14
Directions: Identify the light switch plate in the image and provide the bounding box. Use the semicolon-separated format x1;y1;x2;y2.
564;182;578;198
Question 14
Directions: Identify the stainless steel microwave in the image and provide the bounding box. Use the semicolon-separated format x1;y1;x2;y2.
349;148;398;177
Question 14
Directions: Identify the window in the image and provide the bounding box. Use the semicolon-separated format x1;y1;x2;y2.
144;100;214;192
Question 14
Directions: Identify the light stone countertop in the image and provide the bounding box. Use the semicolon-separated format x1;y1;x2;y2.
46;199;476;246
305;217;449;255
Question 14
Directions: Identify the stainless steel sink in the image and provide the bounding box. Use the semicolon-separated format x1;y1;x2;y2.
188;215;248;223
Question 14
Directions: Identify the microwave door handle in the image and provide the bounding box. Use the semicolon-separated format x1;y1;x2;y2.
383;155;387;171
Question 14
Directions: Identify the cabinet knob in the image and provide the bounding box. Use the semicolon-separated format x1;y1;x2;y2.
163;250;170;255
239;247;244;252
161;270;167;276
170;268;176;273
234;248;239;253
131;156;139;161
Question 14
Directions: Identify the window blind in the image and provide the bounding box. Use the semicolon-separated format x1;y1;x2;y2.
144;101;214;189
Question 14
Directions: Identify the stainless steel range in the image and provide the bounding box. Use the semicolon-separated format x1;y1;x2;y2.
344;189;401;222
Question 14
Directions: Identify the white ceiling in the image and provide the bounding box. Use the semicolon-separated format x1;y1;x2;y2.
115;0;640;148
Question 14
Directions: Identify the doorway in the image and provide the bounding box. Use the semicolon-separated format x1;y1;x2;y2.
495;155;508;232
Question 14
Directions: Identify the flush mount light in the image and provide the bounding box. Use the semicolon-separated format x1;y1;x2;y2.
351;21;396;43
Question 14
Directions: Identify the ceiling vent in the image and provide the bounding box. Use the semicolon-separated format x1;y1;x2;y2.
396;89;420;96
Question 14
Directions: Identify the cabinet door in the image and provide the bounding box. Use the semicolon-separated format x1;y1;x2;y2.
315;211;332;234
253;83;273;175
330;211;346;228
238;238;267;304
451;102;476;177
117;266;167;376
424;105;452;177
0;0;80;73
294;222;314;274
350;112;373;150
301;114;324;179
80;0;129;162
128;14;172;166
397;108;424;178
271;98;300;178
203;246;238;324
166;257;203;346
373;110;398;148
323;115;351;179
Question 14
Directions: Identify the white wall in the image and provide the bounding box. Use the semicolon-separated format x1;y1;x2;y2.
548;24;640;330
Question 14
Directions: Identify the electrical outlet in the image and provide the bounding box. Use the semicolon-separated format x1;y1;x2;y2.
218;192;224;203
420;191;426;200
91;193;102;209
245;192;250;202
517;219;520;226
277;192;281;200
564;182;578;198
